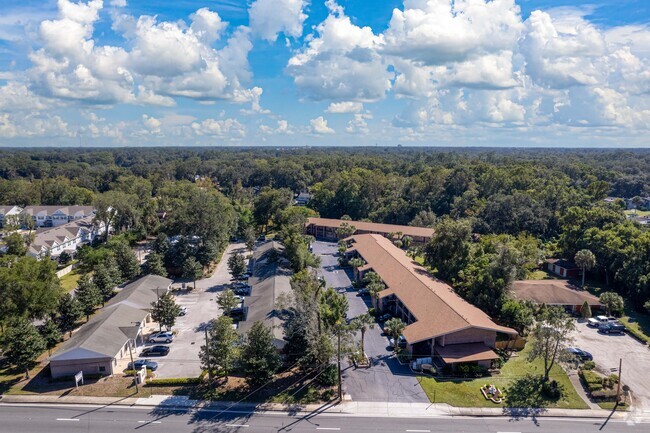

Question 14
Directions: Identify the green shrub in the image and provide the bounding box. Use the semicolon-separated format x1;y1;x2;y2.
580;369;603;392
591;389;619;401
317;364;339;386
145;377;200;386
367;307;376;317
583;361;596;370
541;380;564;400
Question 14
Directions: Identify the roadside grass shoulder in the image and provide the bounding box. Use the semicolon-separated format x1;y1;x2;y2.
419;345;588;409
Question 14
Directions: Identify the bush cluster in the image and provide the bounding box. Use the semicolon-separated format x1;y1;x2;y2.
145;377;200;386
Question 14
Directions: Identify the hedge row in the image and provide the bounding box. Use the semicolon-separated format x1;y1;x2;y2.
579;369;604;392
145;377;200;386
591;389;619;401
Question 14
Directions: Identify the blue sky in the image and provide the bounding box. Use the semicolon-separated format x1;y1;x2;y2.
0;0;649;147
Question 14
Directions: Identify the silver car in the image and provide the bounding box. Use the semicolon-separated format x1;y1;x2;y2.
148;332;174;343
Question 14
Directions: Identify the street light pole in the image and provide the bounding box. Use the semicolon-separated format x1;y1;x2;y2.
616;358;623;405
204;326;213;389
128;340;139;393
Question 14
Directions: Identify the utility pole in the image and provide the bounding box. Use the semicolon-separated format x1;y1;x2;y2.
204;327;213;389
616;358;623;405
337;330;342;401
128;341;139;393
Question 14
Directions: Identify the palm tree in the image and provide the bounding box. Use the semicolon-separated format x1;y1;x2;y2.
384;318;406;352
351;313;375;355
574;249;596;287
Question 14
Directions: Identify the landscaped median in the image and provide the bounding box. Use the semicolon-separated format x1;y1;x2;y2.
418;346;589;409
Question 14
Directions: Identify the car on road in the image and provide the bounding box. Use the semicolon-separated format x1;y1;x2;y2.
378;313;392;322
598;322;626;334
140;345;170;357
565;347;593;361
148;332;174;343
128;359;158;371
178;306;187;316
588;315;617;327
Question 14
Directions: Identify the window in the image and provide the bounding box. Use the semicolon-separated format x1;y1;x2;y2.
99;366;106;372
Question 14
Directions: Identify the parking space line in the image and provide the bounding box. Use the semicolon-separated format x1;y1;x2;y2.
226;424;249;427
316;428;340;431
406;430;430;432
137;420;162;424
56;418;79;421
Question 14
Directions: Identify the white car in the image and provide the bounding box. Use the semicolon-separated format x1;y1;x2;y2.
178;306;187;316
149;332;174;343
587;315;616;327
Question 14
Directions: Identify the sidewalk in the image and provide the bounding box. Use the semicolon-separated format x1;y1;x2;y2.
0;394;631;420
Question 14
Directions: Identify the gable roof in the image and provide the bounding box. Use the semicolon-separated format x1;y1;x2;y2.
307;217;434;239
347;234;516;344
110;274;173;310
239;241;292;349
511;280;601;306
547;258;579;270
22;205;95;216
50;304;147;361
28;215;97;255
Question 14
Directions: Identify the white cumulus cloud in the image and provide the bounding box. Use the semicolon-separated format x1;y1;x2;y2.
249;0;307;42
310;116;335;134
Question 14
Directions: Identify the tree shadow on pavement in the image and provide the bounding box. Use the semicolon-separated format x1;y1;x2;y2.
502;374;549;425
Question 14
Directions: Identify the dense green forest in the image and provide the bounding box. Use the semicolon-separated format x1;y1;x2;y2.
0;147;649;328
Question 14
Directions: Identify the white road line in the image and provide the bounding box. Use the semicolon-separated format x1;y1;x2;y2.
56;418;79;421
316;429;340;431
226;424;249;428
406;430;431;432
137;421;162;424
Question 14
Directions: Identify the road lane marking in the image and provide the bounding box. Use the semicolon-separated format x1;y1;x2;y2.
316;429;340;431
406;430;431;432
226;424;249;427
56;418;79;421
137;421;162;424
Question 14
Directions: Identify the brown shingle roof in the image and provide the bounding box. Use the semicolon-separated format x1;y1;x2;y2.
436;342;500;363
307;217;434;239
511;280;601;306
349;234;516;344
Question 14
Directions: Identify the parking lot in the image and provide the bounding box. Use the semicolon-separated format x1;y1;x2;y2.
312;240;428;403
137;242;246;379
572;320;650;411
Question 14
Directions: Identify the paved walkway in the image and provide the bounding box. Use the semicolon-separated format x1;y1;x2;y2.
1;394;640;421
567;370;600;410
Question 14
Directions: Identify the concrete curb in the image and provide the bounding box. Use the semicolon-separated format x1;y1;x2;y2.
0;394;626;420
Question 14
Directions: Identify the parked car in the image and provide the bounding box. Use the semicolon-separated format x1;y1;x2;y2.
378;313;392;322
358;288;369;295
178;306;187;316
140;345;170;357
599;322;626;334
565;347;593;361
232;282;251;289
148;332;174;343
587;315;617;327
128;359;158;371
388;336;407;349
233;287;251;296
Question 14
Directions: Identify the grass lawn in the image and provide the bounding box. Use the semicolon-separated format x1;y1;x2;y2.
624;209;650;217
419;345;588;409
528;270;558;280
58;269;82;293
597;401;630;411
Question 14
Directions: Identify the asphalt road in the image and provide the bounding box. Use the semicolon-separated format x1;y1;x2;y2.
0;403;645;433
312;241;428;403
572;320;650;410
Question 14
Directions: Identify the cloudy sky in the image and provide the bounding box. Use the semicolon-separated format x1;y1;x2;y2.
0;0;649;147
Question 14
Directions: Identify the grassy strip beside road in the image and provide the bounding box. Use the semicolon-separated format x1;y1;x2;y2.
419;346;588;409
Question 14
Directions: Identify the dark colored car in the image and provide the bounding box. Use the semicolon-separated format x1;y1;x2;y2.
128;359;159;371
599;323;626;334
233;287;251;296
140;345;170;357
565;347;593;361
